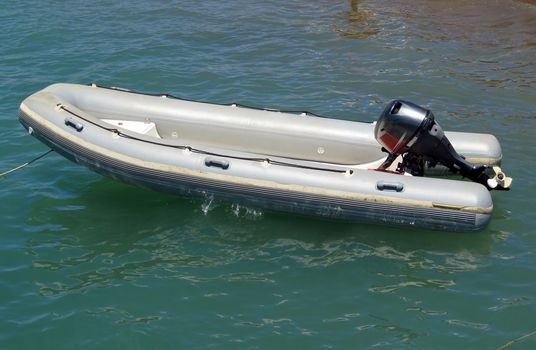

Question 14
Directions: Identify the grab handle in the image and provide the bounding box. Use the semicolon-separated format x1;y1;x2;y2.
204;157;230;170
376;181;404;192
65;117;84;132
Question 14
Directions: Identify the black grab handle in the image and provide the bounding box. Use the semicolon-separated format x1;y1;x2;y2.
64;117;84;132
376;181;404;192
204;157;230;170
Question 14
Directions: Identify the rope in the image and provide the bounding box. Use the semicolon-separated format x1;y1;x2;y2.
0;149;54;177
496;329;536;350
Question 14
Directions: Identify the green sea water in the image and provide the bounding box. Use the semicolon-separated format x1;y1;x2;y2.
1;1;535;349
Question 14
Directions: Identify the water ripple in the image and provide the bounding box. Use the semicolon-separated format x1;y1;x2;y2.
1;0;535;348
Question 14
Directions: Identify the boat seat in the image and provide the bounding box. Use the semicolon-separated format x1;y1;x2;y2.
102;119;162;138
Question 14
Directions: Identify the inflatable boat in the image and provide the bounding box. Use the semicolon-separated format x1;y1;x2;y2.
18;83;511;231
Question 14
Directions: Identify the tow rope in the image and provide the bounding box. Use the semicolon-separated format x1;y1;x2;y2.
0;149;54;177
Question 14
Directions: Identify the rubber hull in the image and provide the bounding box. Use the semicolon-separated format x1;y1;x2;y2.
19;84;497;232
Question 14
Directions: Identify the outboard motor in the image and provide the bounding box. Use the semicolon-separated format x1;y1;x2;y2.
374;100;511;190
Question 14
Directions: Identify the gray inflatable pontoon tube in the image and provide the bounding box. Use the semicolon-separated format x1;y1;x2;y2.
19;83;508;231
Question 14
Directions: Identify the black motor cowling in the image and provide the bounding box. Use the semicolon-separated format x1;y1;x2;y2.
374;100;510;190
